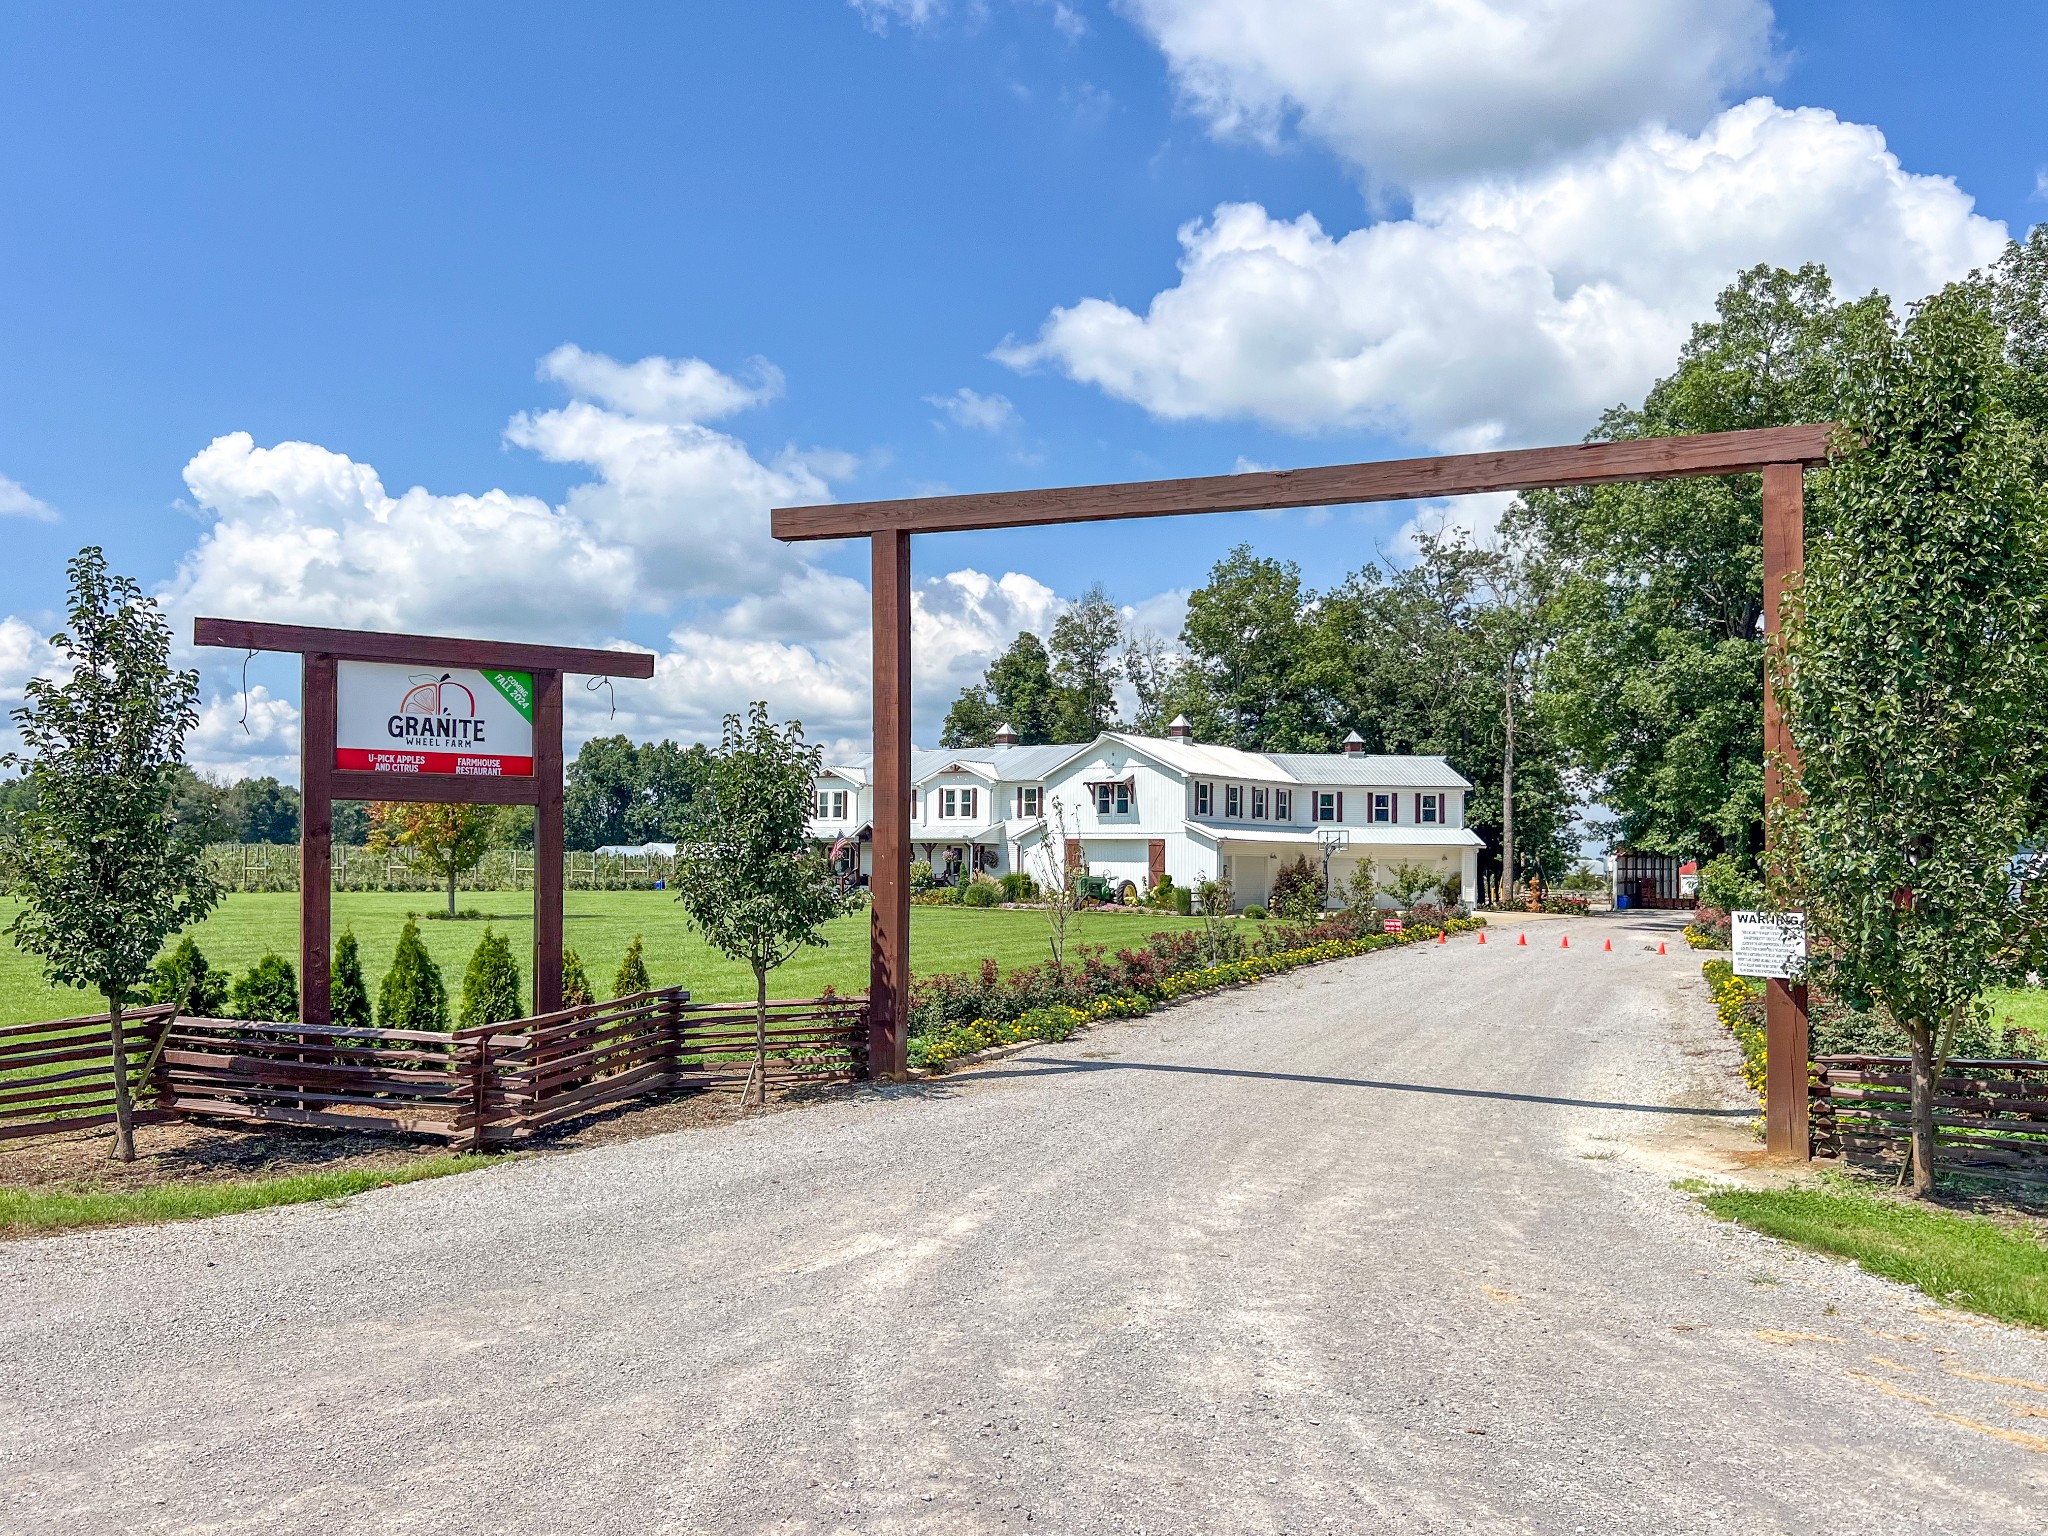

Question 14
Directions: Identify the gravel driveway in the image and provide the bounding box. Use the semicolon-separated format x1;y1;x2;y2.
4;911;2045;1533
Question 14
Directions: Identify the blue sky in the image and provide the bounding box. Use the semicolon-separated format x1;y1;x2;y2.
0;1;2042;773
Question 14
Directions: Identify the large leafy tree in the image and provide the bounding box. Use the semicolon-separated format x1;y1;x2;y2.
1784;285;2048;1194
942;631;1058;746
5;548;220;1161
1509;265;1889;862
1177;547;1321;751
673;703;849;1106
564;734;712;848
1046;584;1126;741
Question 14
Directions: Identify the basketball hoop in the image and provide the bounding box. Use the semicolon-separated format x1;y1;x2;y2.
1315;828;1350;851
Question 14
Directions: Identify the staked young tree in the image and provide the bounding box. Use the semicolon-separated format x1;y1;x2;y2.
673;703;849;1107
4;548;220;1161
1782;285;2048;1196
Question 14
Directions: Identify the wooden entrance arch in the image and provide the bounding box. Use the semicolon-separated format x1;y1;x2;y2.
195;620;655;1027
774;423;1834;1158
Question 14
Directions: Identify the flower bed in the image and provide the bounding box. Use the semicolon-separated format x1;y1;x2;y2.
1703;958;1767;1101
910;913;1486;1072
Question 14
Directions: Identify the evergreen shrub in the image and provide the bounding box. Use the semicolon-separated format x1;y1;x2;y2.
379;918;449;1031
460;926;523;1028
145;935;227;1016
330;928;373;1032
229;953;298;1023
613;934;651;998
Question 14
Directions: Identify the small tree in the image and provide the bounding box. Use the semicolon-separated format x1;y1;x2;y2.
612;935;651;999
146;936;228;1017
673;703;848;1107
561;947;594;1008
368;802;497;916
1031;795;1082;970
1782;286;2048;1195
1387;860;1440;909
1344;856;1380;912
1270;855;1324;923
1195;869;1237;962
460;926;523;1027
4;548;220;1160
230;954;299;1022
331;928;373;1032
379;918;449;1030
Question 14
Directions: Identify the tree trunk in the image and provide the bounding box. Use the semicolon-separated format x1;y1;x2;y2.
1500;651;1517;905
447;863;458;917
104;987;135;1164
1906;1019;1938;1198
751;962;769;1110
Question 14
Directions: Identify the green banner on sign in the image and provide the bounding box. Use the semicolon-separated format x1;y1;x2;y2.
482;669;535;722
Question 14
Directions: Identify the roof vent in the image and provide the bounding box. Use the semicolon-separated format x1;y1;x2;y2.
994;722;1017;745
1342;730;1367;757
1167;714;1193;740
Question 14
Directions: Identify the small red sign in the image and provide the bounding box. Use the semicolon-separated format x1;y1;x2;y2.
336;748;534;776
1383;917;1403;933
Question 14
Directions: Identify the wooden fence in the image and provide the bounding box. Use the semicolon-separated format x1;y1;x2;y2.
0;990;868;1151
0;1004;180;1143
1811;1055;2048;1181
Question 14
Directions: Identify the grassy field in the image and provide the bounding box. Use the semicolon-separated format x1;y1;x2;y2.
1697;1177;2048;1329
1990;986;2048;1037
0;892;1217;1026
0;1155;499;1238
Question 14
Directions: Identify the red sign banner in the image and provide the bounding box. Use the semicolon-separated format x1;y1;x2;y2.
335;748;535;777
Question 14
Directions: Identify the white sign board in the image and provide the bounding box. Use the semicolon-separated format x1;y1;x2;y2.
335;662;535;777
1732;909;1806;980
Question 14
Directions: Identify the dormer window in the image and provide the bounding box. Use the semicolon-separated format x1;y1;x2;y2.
1092;780;1132;816
814;789;848;820
941;787;978;819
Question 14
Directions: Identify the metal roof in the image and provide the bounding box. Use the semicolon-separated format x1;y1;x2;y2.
1266;752;1475;790
830;736;1474;791
1185;824;1484;849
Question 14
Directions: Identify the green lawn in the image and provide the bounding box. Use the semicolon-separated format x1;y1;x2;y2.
0;1155;500;1238
1697;1178;2048;1329
0;893;1216;1026
1989;986;2048;1037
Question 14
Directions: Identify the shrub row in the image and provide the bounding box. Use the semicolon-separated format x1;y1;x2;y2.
141;927;659;1033
909;912;1486;1072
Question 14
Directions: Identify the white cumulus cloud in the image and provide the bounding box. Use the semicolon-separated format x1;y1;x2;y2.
0;473;58;522
926;386;1020;432
1121;0;1775;189
1000;100;2008;447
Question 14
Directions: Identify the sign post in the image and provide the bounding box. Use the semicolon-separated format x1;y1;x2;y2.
197;621;653;1027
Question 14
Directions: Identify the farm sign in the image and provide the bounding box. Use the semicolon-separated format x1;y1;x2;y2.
336;662;535;776
1732;910;1807;981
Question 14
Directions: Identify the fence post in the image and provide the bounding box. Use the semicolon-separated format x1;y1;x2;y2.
665;987;692;1089
465;1032;491;1151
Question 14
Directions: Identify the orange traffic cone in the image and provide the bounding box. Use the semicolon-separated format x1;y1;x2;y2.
1517;933;1527;946
1604;938;1612;952
1437;931;1447;945
1657;940;1667;955
1561;935;1570;948
1478;931;1487;944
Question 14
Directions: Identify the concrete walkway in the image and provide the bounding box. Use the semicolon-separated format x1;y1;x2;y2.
3;911;2044;1533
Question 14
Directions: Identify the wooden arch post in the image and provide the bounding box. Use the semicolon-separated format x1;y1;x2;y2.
777;424;1832;1136
196;621;654;1026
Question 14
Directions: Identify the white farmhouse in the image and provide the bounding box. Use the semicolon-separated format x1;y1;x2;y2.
811;717;1483;909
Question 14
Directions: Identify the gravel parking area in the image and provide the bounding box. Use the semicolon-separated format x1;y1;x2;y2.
3;910;2044;1533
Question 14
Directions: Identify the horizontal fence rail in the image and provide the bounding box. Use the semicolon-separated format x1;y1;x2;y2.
0;990;869;1150
0;1005;179;1143
1811;1055;2048;1181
